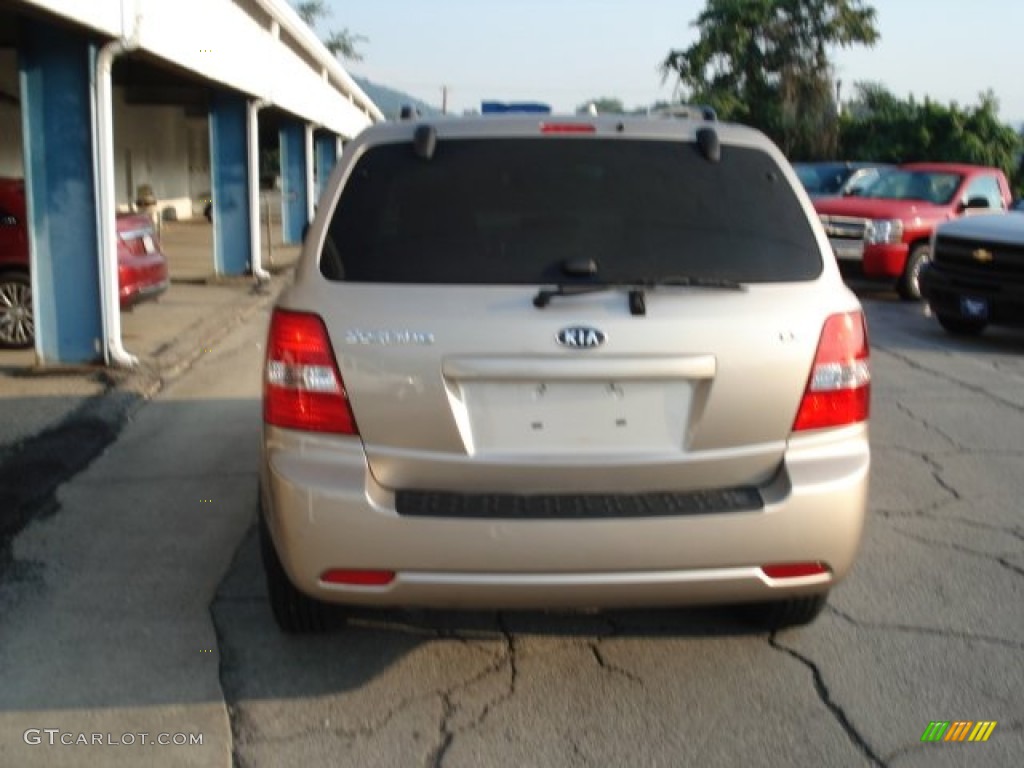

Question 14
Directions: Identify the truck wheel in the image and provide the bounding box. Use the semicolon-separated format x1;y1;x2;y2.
0;270;33;349
259;513;338;633
897;244;929;301
937;313;986;336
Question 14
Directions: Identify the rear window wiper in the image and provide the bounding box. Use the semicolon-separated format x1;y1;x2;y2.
533;276;745;316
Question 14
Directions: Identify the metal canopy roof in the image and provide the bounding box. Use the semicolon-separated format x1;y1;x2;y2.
11;0;383;137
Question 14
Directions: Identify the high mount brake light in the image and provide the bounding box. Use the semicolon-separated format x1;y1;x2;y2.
540;123;596;134
793;311;870;432
263;309;358;434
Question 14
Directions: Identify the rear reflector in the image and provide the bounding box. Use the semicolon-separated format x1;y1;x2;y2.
793;311;870;432
761;562;830;579
321;569;396;586
540;123;596;134
264;309;358;434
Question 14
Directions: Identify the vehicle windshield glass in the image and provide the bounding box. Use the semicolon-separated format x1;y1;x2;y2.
859;170;962;205
322;138;822;284
794;164;853;195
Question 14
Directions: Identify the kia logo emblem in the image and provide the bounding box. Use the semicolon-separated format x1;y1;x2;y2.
556;326;606;349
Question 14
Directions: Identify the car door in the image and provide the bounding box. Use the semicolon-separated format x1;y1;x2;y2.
961;174;1008;214
0;180;29;268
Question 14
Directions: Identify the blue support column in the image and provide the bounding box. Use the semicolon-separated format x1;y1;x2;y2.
279;121;308;244
314;132;338;205
209;94;252;275
19;22;102;364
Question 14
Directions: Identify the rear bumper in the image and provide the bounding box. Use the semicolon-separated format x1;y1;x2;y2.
862;243;908;279
920;264;1024;326
260;424;870;609
119;257;169;308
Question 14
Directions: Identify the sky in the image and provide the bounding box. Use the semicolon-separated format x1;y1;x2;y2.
316;0;1024;124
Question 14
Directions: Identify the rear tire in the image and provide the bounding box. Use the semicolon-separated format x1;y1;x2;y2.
0;270;33;349
741;593;829;630
259;513;337;633
896;244;929;301
936;313;986;336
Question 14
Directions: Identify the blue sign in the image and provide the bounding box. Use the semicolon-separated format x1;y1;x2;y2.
481;101;552;114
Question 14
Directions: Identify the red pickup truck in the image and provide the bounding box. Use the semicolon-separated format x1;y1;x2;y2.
814;163;1012;299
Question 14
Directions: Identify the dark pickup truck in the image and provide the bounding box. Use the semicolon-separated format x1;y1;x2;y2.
920;212;1024;336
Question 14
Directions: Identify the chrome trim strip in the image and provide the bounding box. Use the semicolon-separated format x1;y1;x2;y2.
442;355;717;380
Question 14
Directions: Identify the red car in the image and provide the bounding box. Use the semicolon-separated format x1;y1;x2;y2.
0;177;169;349
814;163;1012;299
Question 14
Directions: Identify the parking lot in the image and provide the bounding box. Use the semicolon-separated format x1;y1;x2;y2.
0;274;1020;767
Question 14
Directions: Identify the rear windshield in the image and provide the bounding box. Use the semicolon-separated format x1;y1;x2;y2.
321;138;822;284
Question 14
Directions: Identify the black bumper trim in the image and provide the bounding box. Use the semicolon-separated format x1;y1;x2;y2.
395;487;764;520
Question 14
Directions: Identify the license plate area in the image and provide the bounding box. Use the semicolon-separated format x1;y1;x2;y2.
455;379;692;455
960;296;988;320
829;237;864;261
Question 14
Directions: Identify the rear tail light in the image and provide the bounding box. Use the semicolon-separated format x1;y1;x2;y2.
793;311;870;432
264;309;358;434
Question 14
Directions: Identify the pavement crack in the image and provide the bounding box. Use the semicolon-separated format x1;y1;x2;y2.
463;613;520;730
883;741;934;766
827;606;1024;650
874;507;1024;546
425;693;455;768
570;737;586;764
876;346;1024;415
920;454;962;501
209;529;256;766
424;615;521;767
233;623;518;757
892;527;1024;579
233;701;413;749
588;641;643;686
996;556;1024;578
768;632;887;768
893;401;962;449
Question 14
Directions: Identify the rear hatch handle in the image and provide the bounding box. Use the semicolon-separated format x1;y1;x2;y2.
533;276;746;315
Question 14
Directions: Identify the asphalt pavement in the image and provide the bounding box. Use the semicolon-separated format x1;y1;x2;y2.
0;268;1021;768
0;219;296;557
0;219;295;767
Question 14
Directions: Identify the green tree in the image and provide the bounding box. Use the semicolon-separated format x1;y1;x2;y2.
661;0;879;158
293;1;367;62
839;84;1022;185
1018;126;1024;197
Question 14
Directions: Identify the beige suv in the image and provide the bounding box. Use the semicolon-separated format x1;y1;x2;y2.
260;115;870;632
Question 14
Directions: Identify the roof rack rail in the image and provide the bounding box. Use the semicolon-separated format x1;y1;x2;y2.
648;104;717;122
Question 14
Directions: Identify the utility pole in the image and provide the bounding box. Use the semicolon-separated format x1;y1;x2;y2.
442;85;448;115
